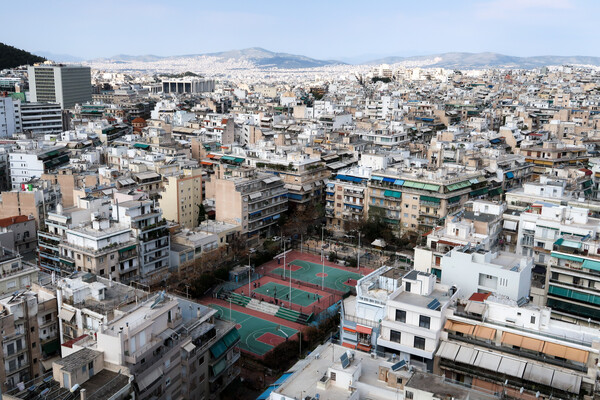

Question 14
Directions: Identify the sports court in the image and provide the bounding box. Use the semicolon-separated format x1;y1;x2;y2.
209;303;298;357
271;259;363;293
252;281;322;307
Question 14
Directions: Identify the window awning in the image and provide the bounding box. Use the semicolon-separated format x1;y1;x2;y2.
523;363;554;386
382;177;395;183
59;308;75;322
118;245;136;253
137;366;163;391
394;180;405;186
505;171;514;179
211;358;227;377
356;325;372;335
420;195;440;204
551;370;582;393
423;184;440;191
444;320;475;335
503;220;518;230
551;252;583;263
582;259;600;272
210;340;227;358
371;176;384;181
455;346;478;364
183;342;196;353
437;341;460;361
384;190;401;199
473;325;496;341
343;326;356;333
497;357;526;378
474;351;501;372
448;195;461;204
133;143;150;149
222;328;240;348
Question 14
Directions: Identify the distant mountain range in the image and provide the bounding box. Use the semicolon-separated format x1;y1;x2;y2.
365;52;600;69
17;46;600;70
90;47;345;69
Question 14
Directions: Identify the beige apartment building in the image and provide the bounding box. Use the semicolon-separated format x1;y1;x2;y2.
55;276;240;400
160;167;204;229
367;168;488;234
212;166;287;243
0;291;43;393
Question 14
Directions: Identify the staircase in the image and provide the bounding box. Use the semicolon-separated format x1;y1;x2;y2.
228;293;251;307
246;298;280;315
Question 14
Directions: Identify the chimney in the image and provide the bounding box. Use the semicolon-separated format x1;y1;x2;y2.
80;388;87;400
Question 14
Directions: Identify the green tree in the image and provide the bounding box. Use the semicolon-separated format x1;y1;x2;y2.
197;204;207;225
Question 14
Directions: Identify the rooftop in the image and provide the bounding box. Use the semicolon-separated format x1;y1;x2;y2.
55;348;101;372
406;371;498;400
274;342;405;400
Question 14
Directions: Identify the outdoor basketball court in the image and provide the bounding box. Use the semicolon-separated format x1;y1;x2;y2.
252;281;322;307
209;303;298;357
271;259;363;293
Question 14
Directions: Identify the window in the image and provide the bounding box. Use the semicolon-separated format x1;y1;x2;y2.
414;336;425;350
198;356;204;365
406;391;414;399
390;330;402;343
395;309;406;323
419;315;431;329
530;316;536;324
405;282;411;292
330;372;336;381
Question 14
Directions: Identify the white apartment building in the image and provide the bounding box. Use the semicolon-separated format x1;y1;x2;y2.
441;247;532;301
340;266;403;353
0;97;20;137
377;270;459;371
9;146;69;189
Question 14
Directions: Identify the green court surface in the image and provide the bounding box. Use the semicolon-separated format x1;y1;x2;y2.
253;281;322;307
272;260;363;292
210;304;298;356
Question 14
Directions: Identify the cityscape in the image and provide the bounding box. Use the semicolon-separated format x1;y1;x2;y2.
1;1;600;399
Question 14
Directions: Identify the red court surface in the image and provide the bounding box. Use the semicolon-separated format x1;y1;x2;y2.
257;332;287;347
258;249;373;277
344;279;358;287
234;274;340;315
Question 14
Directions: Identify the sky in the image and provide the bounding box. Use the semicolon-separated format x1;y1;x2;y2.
2;0;599;62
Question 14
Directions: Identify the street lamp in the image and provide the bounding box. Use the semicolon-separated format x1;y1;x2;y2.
248;248;255;297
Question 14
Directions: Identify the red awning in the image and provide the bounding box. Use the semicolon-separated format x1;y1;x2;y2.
438;240;462;247
200;161;213;166
357;343;372;352
343;326;356;333
356;325;372;335
342;342;356;350
207;154;216;158
468;292;491;302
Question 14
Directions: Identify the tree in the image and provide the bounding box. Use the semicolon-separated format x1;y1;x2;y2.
197;204;207;226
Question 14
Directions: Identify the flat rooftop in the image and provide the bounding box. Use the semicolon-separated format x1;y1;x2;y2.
274;343;404;400
406;371;498;400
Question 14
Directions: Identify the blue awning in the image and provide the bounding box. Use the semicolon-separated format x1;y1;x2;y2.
394;180;405;186
257;386;275;400
346;204;363;210
371;176;383;181
383;177;395;183
506;172;514;179
287;193;303;200
272;372;294;386
249;211;261;216
273;214;280;220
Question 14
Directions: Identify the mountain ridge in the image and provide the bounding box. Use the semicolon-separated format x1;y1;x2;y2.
365;52;600;68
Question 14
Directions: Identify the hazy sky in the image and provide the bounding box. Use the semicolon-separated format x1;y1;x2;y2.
3;0;598;61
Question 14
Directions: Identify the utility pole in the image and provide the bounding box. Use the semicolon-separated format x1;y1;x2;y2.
357;231;361;269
